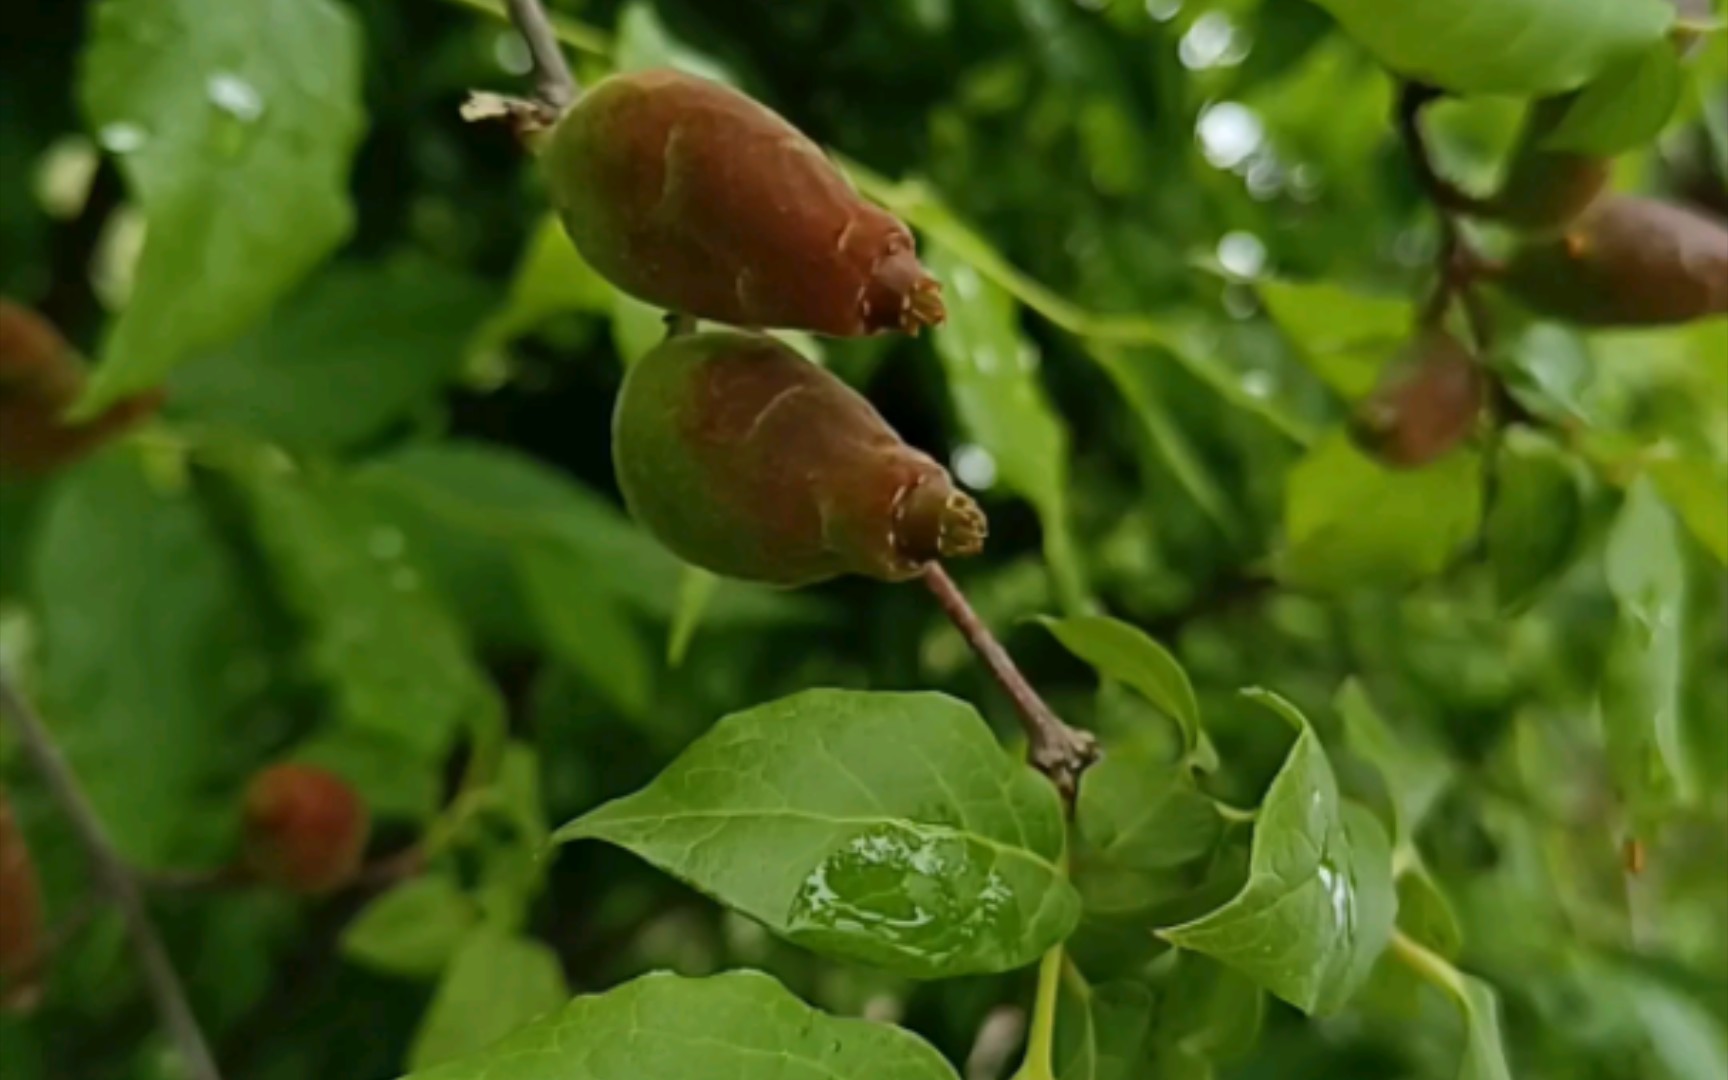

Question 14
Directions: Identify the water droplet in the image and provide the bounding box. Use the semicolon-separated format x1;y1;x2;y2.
1196;102;1263;170
206;72;264;123
368;527;405;561
1317;859;1356;939
98;122;148;154
787;823;1023;972
952;444;998;491
1216;231;1267;279
1145;0;1181;21
1179;12;1248;70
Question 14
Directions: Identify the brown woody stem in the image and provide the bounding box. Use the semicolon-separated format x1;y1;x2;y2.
1397;82;1498;353
504;0;578;110
922;564;1099;805
0;666;222;1080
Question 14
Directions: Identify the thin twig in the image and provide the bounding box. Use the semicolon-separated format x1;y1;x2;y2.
0;666;222;1080
503;0;577;110
922;564;1099;804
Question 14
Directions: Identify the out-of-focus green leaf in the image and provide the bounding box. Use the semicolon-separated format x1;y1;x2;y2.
558;689;1079;978
1258;280;1410;399
169;261;493;451
342;875;479;980
610;289;667;367
31;452;263;863
928;243;1087;612
1280;431;1483;592
614;0;735;82
1336;679;1451;840
1305;0;1673;94
1397;866;1463;960
1036;614;1204;757
1542;41;1686;155
1056;977;1158;1080
515;540;653;718
1152;954;1265;1068
1486;429;1591;610
472;215;613;358
1075;748;1223;875
1161;691;1396;1015
290;726;441;822
1648;454;1728;563
235;464;502;760
407;927;569;1071
76;0;365;414
667;565;718;666
1601;476;1692;810
402;970;959;1080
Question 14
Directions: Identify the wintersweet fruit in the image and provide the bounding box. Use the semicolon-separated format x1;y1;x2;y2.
612;330;985;586
1350;329;1484;469
241;764;370;895
542;69;944;337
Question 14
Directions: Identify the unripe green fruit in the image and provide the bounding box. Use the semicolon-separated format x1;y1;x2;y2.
1489;98;1611;235
0;299;165;479
0;791;44;1013
241;764;370;895
542;69;944;337
1349;329;1483;469
1500;197;1728;326
613;330;985;586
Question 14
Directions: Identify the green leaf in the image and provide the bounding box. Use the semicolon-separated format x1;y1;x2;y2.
32;452;265;863
928;243;1087;613
76;0;365;414
407;927;569;1071
401;970;959;1080
614;1;736;83
1486;429;1590;611
557;689;1079;978
1258;280;1411;399
1281;430;1483;592
667;565;719;666
1396;865;1463;960
168;262;493;452
1541;40;1686;155
1335;679;1451;840
1601;476;1693;809
1037;614;1204;756
1648;454;1728;564
1457;976;1513;1080
1076;749;1224;875
1152;955;1265;1066
1306;0;1673;95
1160;693;1396;1014
471;215;613;358
1057;978;1158;1080
514;541;654;718
234;464;502;760
290;727;441;822
610;289;668;367
342;875;479;979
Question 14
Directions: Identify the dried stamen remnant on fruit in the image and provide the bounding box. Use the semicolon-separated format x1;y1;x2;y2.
1490;97;1611;235
241;764;371;895
1500;197;1728;326
543;69;944;337
0;790;45;1013
613;331;985;586
0;300;164;478
1350;329;1484;469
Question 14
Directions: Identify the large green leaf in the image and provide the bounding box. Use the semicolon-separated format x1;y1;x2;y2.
1037;614;1203;755
169;262;493;451
407;927;569;1071
1161;691;1396;1015
77;0;365;414
1335;679;1451;841
1541;40;1686;155
558;689;1080;978
1258;280;1410;399
1076;749;1223;874
31;452;265;863
514;540;653;718
1485;429;1590;611
234;465;502;760
928;243;1087;612
1280;431;1483;592
1601;476;1693;811
342;875;480;980
402;970;959;1080
1307;0;1673;95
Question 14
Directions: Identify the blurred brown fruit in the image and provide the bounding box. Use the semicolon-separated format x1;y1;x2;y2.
1489;97;1612;235
0;790;46;1012
1350;329;1485;469
241;764;370;896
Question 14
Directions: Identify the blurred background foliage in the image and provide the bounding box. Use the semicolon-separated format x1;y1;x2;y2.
0;0;1724;1078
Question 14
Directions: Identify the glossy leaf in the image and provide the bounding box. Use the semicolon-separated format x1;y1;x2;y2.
342;875;479;979
170;262;493;451
928;243;1087;612
1542;40;1685;156
1161;692;1396;1015
1307;0;1673;95
77;0;365;414
1486;429;1590;611
1038;615;1203;754
407;927;569;1070
402;970;960;1080
1281;430;1483;592
558;690;1079;978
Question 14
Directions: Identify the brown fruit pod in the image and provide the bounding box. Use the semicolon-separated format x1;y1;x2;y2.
1499;197;1728;327
241;764;371;895
1349;329;1484;469
1489;97;1612;235
542;69;944;337
613;330;985;586
0;790;46;1012
0;300;165;479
